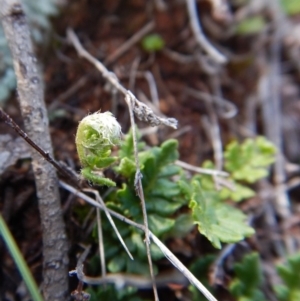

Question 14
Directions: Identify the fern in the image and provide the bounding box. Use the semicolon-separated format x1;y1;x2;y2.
103;131;189;274
75;128;276;300
180;175;254;249
275;253;300;301
178;136;276;248
203;136;276;202
224;136;276;183
229;253;267;301
75;112;122;186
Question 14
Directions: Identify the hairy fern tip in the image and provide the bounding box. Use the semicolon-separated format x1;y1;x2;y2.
75;111;121;167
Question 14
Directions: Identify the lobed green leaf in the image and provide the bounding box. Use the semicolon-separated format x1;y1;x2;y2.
229;253;267;301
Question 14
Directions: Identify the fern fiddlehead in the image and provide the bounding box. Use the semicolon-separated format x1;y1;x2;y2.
75;111;121;186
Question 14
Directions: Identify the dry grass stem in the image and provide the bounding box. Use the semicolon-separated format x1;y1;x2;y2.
61;181;219;301
186;0;227;64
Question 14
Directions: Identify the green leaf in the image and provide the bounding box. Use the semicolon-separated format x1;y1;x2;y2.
275;253;300;301
159;165;182;177
146;196;182;216
88;156;118;169
178;179;193;199
141;34;165;52
81;167;116;186
229;253;267;301
126;258;156;275
168;213;195;238
190;180;254;249
236;16;266;35
156;139;179;167
141;154;157;184
115;157;136;178
224;137;276;183
118;128;145;159
149;242;164;260
116;184;141;217
281;0;300;15
148;215;175;236
130;232;145;258
108;255;126;272
149;178;181;198
219;182;255;202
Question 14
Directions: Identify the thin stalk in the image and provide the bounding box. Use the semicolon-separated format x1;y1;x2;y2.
0;214;44;301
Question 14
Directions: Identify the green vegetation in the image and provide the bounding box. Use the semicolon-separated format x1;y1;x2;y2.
0;214;44;301
141;34;165;52
236;16;266;35
281;0;300;15
229;253;266;301
229;252;300;301
74;123;277;299
275;253;300;301
75;112;122;187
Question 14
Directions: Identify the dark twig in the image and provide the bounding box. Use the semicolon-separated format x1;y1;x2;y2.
70;246;91;301
0;108;81;188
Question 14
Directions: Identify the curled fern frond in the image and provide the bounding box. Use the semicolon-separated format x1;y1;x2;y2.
75;111;121;186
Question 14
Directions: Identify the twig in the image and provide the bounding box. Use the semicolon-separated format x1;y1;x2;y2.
67;28;178;129
201;116;223;189
96;208;106;280
186;0;227;64
0;108;81;188
70;246;91;301
258;3;290;219
150;235;218;301
129;56;141;91
185;87;238;119
209;75;224;172
175;160;228;177
70;266;188;289
162;48;195;64
104;21;155;65
125;92;159;301
0;2;69;300
60;181;219;301
83;189;133;260
143;71;160;108
261;0;294;253
210;242;248;286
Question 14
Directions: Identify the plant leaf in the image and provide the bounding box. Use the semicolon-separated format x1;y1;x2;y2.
229;253;267;301
190;179;254;249
275;253;300;301
236;16;266;35
224;137;276;183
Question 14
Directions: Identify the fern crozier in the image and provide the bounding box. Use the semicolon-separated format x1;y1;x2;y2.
75;111;121;186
